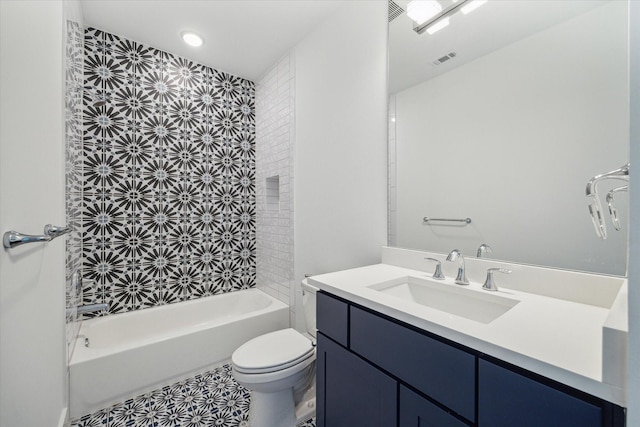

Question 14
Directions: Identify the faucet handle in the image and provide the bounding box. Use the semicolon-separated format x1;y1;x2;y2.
424;258;445;280
483;268;511;292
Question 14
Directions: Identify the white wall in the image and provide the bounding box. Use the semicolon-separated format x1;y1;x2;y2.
256;1;388;331
293;0;388;283
388;95;398;247
627;0;640;423
394;2;628;275
0;1;68;425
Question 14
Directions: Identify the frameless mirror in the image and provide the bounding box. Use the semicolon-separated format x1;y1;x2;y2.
388;0;629;275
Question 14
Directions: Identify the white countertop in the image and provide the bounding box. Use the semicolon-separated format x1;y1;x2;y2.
308;261;627;406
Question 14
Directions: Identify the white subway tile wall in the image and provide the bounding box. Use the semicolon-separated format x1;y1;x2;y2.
256;53;296;321
65;18;84;359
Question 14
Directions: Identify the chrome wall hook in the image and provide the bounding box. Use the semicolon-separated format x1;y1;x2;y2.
585;163;630;239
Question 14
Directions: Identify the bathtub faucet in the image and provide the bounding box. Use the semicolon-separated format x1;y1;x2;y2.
73;303;109;316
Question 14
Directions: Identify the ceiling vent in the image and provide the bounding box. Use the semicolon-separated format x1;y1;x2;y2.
388;0;405;22
432;52;457;66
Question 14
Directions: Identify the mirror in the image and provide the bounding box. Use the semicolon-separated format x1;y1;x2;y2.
388;0;629;276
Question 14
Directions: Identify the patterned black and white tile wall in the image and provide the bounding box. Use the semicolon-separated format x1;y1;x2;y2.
79;27;256;315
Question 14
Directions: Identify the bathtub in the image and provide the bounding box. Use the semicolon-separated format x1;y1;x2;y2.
69;288;289;419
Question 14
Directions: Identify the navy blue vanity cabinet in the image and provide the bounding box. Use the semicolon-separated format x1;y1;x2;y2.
400;386;470;427
478;359;623;427
350;306;476;423
316;291;625;427
316;291;349;347
317;333;397;427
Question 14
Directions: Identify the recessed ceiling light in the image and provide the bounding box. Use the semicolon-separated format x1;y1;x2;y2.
181;31;203;47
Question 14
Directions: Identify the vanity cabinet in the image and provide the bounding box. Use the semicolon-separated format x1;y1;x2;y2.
316;291;625;427
400;386;469;427
349;306;475;422
317;333;397;427
478;359;615;427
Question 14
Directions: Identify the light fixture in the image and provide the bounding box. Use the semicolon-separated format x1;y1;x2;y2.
409;0;487;35
406;1;443;25
426;17;450;34
181;31;203;47
461;0;487;15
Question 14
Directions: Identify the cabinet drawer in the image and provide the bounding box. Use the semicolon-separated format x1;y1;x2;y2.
317;333;397;427
350;307;476;422
316;292;349;347
478;359;602;427
400;386;468;427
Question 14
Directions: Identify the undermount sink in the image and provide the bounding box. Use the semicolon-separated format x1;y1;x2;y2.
368;276;519;324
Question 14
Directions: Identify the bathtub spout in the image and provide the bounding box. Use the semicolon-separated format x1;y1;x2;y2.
76;303;109;315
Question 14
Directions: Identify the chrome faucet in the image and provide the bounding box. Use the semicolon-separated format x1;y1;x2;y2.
446;249;468;285
477;243;492;258
424;258;445;280
483;268;511;292
75;303;109;315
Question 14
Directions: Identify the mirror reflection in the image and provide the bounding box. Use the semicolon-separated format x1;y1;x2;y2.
388;0;629;275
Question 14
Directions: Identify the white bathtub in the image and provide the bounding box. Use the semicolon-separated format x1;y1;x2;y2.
69;288;289;419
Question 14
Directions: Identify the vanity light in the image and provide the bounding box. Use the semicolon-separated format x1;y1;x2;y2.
461;0;487;15
426;17;450;34
181;31;203;47
407;0;443;25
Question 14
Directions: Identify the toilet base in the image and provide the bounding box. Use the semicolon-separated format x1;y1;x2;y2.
295;396;316;424
294;378;316;423
249;388;296;427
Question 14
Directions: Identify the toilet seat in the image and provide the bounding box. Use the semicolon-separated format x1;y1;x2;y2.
232;328;314;374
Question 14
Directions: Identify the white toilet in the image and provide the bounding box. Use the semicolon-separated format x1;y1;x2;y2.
232;279;318;427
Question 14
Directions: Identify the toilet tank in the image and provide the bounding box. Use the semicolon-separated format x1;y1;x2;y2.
301;279;319;338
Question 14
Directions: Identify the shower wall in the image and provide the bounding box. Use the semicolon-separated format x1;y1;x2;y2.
255;52;295;313
80;27;256;315
65;16;84;357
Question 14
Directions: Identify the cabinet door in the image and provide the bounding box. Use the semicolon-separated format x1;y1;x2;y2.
400;386;469;427
478;359;603;427
350;306;476;422
317;333;397;427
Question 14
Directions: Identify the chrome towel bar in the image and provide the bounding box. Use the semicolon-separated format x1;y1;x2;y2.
3;224;71;249
423;217;472;224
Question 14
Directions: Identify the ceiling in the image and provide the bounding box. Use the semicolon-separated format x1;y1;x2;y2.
389;0;607;94
81;1;609;92
81;0;347;82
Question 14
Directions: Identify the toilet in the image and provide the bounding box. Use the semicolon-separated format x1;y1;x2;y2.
232;279;318;427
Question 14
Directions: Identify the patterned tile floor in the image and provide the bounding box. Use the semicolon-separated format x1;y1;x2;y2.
71;364;316;427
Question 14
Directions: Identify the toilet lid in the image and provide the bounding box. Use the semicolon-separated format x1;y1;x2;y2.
232;328;315;374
